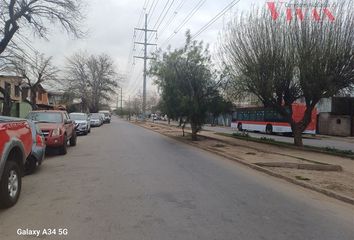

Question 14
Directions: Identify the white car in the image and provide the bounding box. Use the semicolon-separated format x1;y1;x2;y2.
99;110;111;123
90;113;103;127
70;112;91;135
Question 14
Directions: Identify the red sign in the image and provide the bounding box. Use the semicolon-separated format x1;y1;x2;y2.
267;1;335;22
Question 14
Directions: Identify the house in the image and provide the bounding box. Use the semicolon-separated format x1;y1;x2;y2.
317;97;354;136
48;91;65;106
21;83;52;110
0;75;23;102
0;75;32;117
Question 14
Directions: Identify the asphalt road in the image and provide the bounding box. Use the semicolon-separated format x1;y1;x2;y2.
0;117;353;240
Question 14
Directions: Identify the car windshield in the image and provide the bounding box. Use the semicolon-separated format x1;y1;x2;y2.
26;112;62;123
70;114;87;120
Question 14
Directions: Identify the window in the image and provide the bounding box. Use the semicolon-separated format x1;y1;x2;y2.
15;85;20;97
4;82;11;96
249;111;256;121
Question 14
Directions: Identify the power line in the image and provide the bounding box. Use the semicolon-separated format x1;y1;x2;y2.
147;0;159;23
160;0;206;47
158;0;186;38
191;0;241;40
153;0;174;29
148;0;176;43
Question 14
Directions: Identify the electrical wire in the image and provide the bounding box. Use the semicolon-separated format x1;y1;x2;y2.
191;0;241;40
160;0;206;47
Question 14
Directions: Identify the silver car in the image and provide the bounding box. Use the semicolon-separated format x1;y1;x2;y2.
90;113;103;127
70;112;91;135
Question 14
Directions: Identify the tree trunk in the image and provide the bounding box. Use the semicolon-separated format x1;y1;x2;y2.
292;124;303;147
30;88;38;110
182;121;186;137
191;123;198;141
290;103;316;147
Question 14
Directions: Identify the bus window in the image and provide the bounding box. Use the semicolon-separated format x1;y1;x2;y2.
250;111;256;121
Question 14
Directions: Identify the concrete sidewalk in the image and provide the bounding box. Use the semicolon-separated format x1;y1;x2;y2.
200;130;354;173
153;120;354;151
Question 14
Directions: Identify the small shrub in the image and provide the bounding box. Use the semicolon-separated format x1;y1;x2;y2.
260;137;275;142
295;176;310;181
232;132;250;138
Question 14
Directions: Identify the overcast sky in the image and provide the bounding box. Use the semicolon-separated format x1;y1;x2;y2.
26;0;263;101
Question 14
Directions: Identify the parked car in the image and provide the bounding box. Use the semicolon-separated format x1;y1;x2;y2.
99;113;106;123
69;112;91;135
25;120;46;174
99;110;111;123
26;110;77;155
90;113;103;127
0;116;33;208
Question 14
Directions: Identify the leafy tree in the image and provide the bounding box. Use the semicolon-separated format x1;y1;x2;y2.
208;91;233;126
221;0;354;146
150;31;219;140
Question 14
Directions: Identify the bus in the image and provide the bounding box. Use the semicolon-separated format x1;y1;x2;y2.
231;104;317;134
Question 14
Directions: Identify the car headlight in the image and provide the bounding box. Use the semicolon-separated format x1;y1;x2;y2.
51;128;61;137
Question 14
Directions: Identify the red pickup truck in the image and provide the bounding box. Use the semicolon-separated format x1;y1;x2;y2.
26;110;77;155
0;116;33;208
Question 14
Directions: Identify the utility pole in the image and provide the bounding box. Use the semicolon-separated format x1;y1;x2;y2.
116;94;119;110
134;14;157;120
128;95;131;121
120;87;123;116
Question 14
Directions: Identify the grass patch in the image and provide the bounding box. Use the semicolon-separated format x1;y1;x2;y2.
260;137;276;142
295;176;311;181
216;132;354;160
324;147;354;156
232;132;250;138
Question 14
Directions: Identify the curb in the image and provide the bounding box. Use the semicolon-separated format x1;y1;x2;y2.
135;122;354;205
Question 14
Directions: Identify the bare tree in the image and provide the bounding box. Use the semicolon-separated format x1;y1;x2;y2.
0;0;83;55
221;0;354;146
0;0;83;115
65;52;119;113
10;53;58;107
65;51;91;111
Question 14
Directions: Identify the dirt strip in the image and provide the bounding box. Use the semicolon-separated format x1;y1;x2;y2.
133;121;354;205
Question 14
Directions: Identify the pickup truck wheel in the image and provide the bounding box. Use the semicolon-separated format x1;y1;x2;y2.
0;161;22;208
70;132;77;146
59;135;68;155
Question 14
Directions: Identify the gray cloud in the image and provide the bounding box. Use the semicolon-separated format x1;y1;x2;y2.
21;0;263;98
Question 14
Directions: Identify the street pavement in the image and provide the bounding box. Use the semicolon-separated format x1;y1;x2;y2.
0;117;353;240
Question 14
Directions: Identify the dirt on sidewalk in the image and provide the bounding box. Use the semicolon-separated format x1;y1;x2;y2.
134;121;354;204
